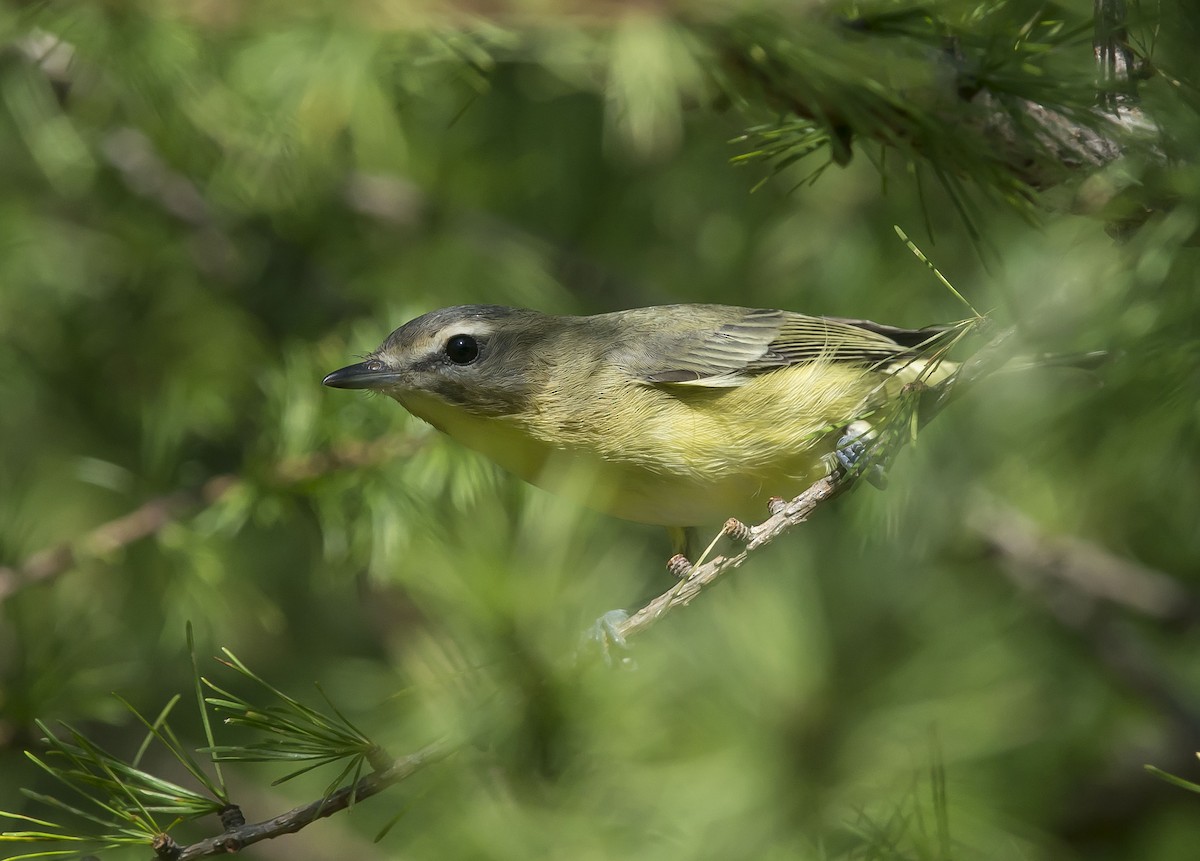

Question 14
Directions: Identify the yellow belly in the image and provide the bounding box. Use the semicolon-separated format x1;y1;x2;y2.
397;358;947;527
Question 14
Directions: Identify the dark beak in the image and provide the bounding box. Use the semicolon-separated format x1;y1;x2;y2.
322;361;397;390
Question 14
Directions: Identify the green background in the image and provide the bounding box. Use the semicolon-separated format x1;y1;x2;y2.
2;2;1199;859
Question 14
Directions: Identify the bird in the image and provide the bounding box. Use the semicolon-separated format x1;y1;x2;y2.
322;303;960;545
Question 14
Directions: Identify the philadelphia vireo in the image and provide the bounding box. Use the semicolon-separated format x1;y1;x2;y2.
323;304;959;529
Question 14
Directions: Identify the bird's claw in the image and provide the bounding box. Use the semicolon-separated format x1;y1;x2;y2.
581;609;637;671
834;420;889;489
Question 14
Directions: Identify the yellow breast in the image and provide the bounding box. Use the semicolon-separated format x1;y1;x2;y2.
398;358;947;527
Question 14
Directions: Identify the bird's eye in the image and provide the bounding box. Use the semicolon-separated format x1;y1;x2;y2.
444;334;479;365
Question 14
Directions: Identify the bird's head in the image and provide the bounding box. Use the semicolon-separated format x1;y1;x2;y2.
322;305;556;418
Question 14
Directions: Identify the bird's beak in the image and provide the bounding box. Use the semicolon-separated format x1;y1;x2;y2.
322;361;400;390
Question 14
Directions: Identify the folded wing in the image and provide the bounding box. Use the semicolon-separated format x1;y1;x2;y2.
633;308;946;388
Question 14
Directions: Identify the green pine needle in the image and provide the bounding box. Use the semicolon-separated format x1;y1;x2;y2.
1145;763;1200;794
201;648;379;778
188;621;228;795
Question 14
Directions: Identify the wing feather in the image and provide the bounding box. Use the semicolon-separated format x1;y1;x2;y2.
632;308;941;387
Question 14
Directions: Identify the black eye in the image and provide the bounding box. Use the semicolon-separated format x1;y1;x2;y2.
444;334;479;365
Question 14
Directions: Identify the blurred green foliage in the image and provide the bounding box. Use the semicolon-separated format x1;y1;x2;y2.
2;1;1200;859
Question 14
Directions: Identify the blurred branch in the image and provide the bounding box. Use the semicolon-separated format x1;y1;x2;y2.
962;493;1200;841
7;28;74;101
170;739;453;861
967;495;1195;623
965;493;1200;736
7;33;214;229
0;437;424;604
101;128;215;229
0;484;222;603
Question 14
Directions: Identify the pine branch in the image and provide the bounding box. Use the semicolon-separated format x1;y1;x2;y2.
2;649;457;860
719;1;1164;223
168;740;453;861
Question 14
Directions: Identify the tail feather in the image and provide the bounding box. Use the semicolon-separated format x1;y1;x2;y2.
1005;350;1110;372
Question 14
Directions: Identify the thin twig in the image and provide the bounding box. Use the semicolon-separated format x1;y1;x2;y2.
170;739;454;861
615;474;846;642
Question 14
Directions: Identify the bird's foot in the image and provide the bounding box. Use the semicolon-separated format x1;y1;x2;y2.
580;609;637;671
833;420;889;489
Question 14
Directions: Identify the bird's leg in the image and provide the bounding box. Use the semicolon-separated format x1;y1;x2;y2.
666;525;699;565
832;419;889;489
